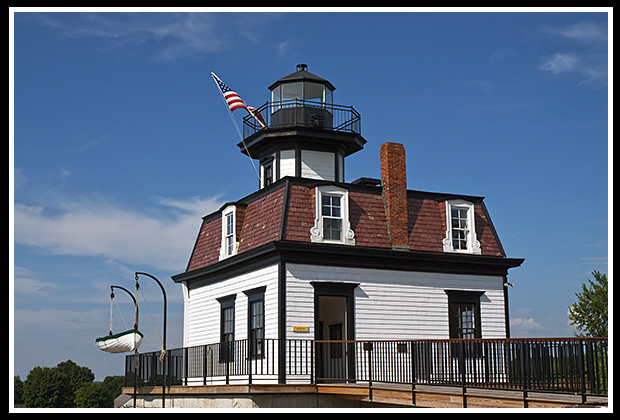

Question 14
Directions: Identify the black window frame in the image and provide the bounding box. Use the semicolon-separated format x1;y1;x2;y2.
245;286;266;359
262;157;274;188
445;290;484;339
446;290;484;358
217;294;236;362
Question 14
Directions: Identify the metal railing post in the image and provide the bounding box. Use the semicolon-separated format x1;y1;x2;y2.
520;340;529;408
459;340;467;408
364;341;373;401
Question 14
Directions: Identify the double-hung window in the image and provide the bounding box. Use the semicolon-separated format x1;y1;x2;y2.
245;287;265;358
311;186;355;245
446;290;484;356
218;295;236;362
225;212;234;256
322;194;342;241
451;207;469;251
443;200;481;254
220;205;238;260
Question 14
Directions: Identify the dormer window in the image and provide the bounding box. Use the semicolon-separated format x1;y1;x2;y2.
321;194;342;241
451;207;469;251
220;205;238;260
442;200;481;254
311;186;355;245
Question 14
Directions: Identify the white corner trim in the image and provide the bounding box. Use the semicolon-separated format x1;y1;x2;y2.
442;200;481;255
310;185;355;246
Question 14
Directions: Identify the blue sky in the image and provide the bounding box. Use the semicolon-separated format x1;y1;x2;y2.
11;9;610;381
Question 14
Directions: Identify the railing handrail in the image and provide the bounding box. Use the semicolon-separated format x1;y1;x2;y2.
126;337;608;398
242;100;362;138
315;337;608;343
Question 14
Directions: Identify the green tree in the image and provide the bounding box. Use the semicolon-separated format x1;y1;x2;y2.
102;375;126;400
22;360;95;408
14;376;24;406
74;382;113;408
55;359;95;397
23;366;73;408
568;270;608;337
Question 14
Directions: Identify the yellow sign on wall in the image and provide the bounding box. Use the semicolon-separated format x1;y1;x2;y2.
292;326;310;332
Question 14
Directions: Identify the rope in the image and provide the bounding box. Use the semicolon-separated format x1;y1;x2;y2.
212;74;260;181
114;299;129;330
109;292;129;334
108;293;114;335
136;280;166;365
138;285;163;344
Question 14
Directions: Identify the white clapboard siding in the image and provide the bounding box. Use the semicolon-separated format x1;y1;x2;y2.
301;150;334;181
184;264;279;347
279;150;296;179
285;263;506;340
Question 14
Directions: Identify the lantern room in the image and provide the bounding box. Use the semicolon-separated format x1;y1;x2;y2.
239;65;367;189
268;64;334;128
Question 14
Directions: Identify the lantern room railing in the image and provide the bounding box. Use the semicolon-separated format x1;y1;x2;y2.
242;100;361;139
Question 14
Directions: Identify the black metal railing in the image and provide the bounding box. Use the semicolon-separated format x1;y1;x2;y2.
126;337;608;399
242;100;361;138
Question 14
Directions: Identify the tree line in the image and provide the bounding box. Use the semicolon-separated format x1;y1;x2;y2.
14;359;125;408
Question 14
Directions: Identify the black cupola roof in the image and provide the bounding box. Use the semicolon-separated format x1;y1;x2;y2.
268;64;336;92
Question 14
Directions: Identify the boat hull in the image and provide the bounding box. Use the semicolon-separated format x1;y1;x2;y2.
96;329;143;353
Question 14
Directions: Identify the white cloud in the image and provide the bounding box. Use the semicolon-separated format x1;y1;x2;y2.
14;195;222;271
545;20;607;42
539;20;608;84
13;266;59;295
539;50;607;84
540;52;579;74
510;317;542;330
24;12;284;62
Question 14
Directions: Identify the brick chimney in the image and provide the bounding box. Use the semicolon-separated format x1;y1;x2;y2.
380;142;409;250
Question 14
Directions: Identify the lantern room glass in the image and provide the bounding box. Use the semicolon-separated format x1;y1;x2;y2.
270;81;333;113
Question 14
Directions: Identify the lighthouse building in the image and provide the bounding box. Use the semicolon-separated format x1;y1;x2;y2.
171;65;523;383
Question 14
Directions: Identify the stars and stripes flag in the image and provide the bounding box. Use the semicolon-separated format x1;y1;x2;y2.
212;72;247;112
211;72;266;128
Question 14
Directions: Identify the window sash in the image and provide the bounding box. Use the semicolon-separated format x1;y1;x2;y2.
249;299;264;357
451;207;469;250
247;289;265;358
446;290;483;340
453;303;476;339
322;194;342;241
219;301;235;362
264;162;273;186
225;212;234;256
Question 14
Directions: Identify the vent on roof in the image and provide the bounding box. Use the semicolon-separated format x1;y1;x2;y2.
352;177;381;187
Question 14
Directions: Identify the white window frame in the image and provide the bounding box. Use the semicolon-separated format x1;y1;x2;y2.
219;205;239;260
442;200;481;254
310;185;355;245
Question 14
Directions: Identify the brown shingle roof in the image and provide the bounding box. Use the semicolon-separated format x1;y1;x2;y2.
185;178;506;273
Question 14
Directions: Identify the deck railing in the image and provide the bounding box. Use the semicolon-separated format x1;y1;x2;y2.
126;337;608;399
242;100;362;138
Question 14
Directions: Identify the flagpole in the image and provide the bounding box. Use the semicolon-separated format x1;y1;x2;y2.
246;106;266;129
210;72;260;181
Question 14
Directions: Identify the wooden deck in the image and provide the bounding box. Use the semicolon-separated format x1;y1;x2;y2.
123;382;608;409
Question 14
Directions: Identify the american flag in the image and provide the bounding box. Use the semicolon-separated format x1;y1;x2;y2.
212;73;247;112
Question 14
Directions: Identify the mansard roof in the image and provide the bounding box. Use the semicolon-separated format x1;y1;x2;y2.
183;177;510;274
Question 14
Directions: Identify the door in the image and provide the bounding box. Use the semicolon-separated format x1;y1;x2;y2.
318;296;347;381
312;282;357;383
